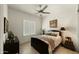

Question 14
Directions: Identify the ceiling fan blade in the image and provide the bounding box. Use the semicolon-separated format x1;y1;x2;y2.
77;9;79;12
36;9;40;11
39;5;42;8
35;10;41;13
42;12;50;14
41;5;48;11
35;12;39;14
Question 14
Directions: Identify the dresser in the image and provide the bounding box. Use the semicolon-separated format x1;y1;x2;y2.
4;36;19;54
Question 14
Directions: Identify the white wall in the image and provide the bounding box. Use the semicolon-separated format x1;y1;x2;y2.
0;4;8;54
8;7;42;44
42;4;79;51
0;4;3;54
77;5;79;51
3;5;8;43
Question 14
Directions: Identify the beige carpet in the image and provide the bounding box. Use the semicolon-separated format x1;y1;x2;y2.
20;42;39;54
54;46;79;54
20;42;79;54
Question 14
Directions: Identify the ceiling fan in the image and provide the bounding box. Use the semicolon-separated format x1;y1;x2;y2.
36;5;50;14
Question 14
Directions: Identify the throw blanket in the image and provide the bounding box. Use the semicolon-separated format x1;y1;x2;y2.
41;35;55;53
32;35;62;54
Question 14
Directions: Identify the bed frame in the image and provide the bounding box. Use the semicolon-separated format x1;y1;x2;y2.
31;37;49;54
31;30;61;54
31;37;61;54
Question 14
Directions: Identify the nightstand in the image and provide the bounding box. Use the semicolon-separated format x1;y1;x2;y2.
62;37;75;51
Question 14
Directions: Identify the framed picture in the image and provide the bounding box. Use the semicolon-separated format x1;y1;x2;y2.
4;17;8;33
49;19;57;28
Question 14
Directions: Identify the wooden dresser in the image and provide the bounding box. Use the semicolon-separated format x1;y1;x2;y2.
4;37;19;54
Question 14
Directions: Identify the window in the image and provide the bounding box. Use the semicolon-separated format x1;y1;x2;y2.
23;20;36;36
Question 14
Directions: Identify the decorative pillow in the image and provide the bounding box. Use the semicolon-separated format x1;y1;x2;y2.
45;33;51;35
51;32;59;36
45;32;58;37
50;33;57;36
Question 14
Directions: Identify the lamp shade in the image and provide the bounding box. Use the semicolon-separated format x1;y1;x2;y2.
60;27;65;31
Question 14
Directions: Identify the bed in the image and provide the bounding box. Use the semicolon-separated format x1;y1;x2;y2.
31;30;62;54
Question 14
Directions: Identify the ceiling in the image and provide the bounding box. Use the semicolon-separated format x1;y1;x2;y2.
8;4;50;17
8;4;74;17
